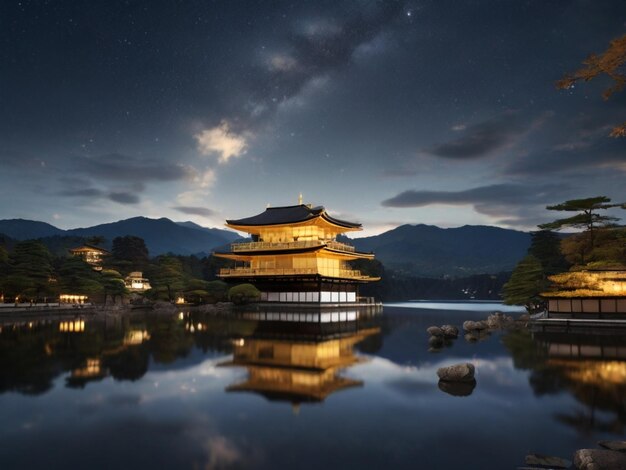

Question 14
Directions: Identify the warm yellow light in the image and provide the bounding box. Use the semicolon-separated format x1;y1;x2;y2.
176;297;185;304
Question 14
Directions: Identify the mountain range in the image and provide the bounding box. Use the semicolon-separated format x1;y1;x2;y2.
349;224;530;277
0;217;239;257
0;218;531;276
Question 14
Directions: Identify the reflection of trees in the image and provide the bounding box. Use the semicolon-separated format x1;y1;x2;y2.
0;325;61;395
147;318;194;364
0;313;244;395
107;345;150;381
504;330;626;435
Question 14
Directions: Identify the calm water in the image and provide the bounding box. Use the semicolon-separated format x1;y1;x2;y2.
1;303;625;469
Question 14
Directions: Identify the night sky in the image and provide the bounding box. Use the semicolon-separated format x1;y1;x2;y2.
2;0;626;236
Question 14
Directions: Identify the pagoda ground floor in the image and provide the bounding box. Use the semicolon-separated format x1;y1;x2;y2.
546;297;626;319
224;275;380;306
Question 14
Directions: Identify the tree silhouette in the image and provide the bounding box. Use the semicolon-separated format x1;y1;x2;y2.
557;34;626;137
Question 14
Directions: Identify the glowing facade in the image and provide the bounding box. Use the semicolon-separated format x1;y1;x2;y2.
124;271;152;291
543;270;626;316
69;244;109;270
214;203;379;303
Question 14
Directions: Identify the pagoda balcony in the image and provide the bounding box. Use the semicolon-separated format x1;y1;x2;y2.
219;267;373;280
230;240;356;253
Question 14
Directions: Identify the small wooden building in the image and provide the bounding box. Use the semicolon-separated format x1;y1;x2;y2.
124;271;151;291
544;270;626;319
69;244;109;270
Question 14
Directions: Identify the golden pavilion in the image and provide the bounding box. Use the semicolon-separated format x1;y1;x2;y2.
214;201;380;304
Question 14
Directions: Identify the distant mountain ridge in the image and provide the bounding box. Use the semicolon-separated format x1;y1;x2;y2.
349;224;530;277
0;218;530;276
0;219;65;239
0;217;239;257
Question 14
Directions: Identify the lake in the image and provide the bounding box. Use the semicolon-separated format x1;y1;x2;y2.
1;302;625;469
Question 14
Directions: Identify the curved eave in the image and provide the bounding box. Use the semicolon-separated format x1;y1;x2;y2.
213;245;324;260
322;247;374;260
320;212;361;230
214;246;374;260
216;272;381;283
226;213;362;234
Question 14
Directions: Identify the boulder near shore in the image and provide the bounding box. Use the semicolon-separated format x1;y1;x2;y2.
436;363;475;383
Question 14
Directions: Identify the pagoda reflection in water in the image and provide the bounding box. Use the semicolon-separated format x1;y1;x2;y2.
523;330;626;435
221;307;381;404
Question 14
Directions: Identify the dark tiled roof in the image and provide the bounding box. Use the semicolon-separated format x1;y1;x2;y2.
226;205;361;229
69;244;110;254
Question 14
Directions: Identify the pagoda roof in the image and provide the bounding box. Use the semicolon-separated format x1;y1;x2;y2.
69;244;110;254
226;204;361;229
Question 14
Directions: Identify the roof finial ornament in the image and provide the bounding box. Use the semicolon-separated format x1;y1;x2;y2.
298;193;303;205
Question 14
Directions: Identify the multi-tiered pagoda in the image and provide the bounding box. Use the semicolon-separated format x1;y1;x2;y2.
214;201;379;304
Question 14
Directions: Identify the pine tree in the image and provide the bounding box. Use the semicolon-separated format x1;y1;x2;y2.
503;255;546;313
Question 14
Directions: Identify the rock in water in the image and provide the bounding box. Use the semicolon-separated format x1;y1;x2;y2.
438;379;475;397
441;324;459;338
598;440;626;452
429;336;444;348
486;314;502;329
427;326;444;337
437;363;475;382
574;449;626;469
463;320;477;331
525;454;571;469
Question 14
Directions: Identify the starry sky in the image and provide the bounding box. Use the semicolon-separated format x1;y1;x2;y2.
2;0;626;236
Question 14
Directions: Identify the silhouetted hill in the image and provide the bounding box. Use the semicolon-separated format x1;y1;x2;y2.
0;217;239;257
176;221;239;239
0;219;64;239
350;224;530;277
67;217;238;256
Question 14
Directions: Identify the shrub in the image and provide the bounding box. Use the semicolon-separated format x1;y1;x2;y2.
228;283;261;305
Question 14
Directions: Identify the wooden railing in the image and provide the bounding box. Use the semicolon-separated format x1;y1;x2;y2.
231;240;321;251
231;240;356;253
325;240;356;253
219;267;371;279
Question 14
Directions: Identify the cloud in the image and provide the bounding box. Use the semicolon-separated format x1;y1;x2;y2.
268;54;298;72
381;184;558;208
188;168;216;189
58;188;104;198
72;153;192;182
507;133;626;176
381;183;573;227
171;206;215;217
57;177;142;205
299;18;342;39
194;122;248;164
108;191;140;204
427;112;530;159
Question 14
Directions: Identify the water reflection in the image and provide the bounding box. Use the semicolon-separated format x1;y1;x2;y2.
0;307;381;398
0;313;232;394
222;319;380;405
3;305;626;469
505;329;626;435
